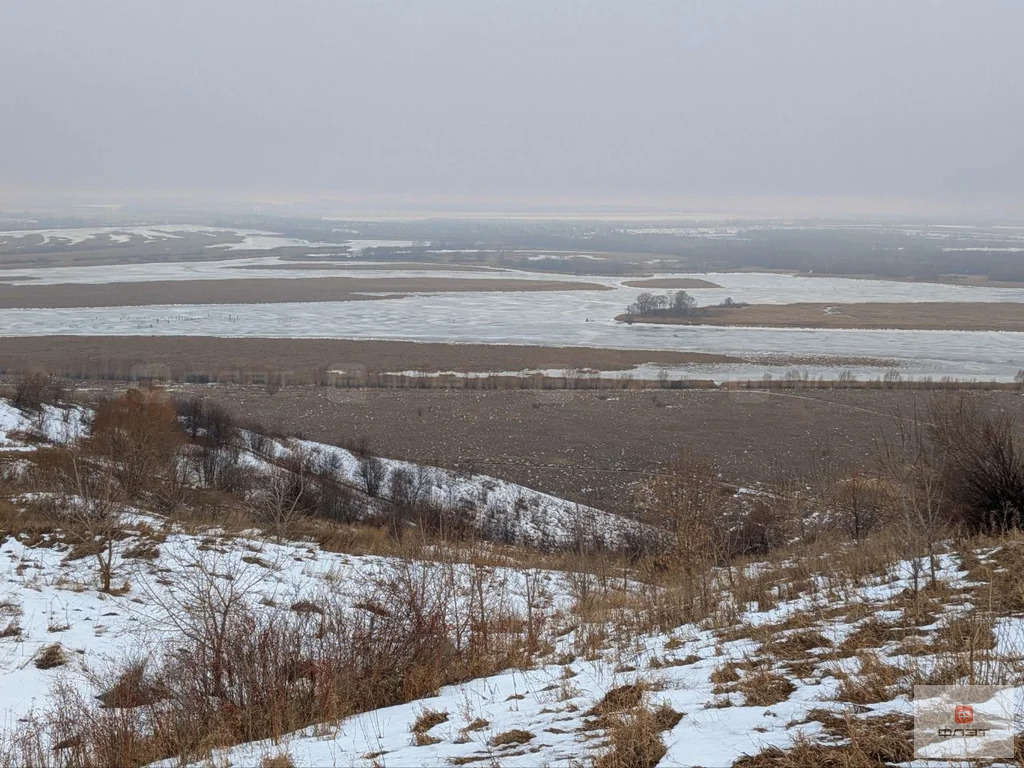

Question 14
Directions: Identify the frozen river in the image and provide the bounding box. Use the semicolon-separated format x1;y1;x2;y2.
0;258;1021;381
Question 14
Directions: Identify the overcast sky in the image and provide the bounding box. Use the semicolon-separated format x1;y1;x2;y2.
2;1;1022;214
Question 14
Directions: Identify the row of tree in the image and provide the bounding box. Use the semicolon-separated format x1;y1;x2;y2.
623;290;742;318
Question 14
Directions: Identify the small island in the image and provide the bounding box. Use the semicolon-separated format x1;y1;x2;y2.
616;292;1024;332
621;277;722;289
616;290;746;324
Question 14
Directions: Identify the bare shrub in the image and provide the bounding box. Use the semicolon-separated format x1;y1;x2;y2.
89;389;186;501
12;372;50;411
929;395;1024;532
359;454;387;498
33;446;125;592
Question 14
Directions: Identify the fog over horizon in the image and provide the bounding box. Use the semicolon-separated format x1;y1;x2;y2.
3;1;1023;217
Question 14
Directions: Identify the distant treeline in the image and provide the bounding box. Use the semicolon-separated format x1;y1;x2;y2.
0;358;1019;392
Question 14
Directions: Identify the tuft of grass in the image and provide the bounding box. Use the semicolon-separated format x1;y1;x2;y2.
259;754;295;768
491;729;535;747
652;703;684;731
709;662;742;684
34;643;67;670
411;708;449;734
0;619;21;639
594;707;667;768
763;630;832;659
738;670;795;707
587;683;646;717
737;712;913;767
835;653;907;705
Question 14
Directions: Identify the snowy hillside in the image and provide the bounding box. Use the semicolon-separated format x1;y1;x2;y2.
0;395;646;552
4;509;1023;767
0;400;88;451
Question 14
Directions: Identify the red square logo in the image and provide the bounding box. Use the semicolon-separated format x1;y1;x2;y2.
954;705;974;724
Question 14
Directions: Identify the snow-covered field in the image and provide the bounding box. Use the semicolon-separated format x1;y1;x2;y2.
187;550;1024;768
0;400;88;451
4;512;1021;766
0;225;414;254
3;396;1024;766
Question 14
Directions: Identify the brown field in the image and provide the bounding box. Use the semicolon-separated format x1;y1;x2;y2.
0;336;740;381
0;276;609;309
621;278;722;288
62;383;1024;513
619;301;1024;331
227;262;504;272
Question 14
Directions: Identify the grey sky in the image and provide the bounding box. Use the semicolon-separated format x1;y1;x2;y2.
2;0;1022;212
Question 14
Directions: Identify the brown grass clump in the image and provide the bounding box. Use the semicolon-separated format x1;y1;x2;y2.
652;703;684;731
736;712;913;767
834;653;906;704
932;615;997;653
411;708;449;733
737;670;795;707
34;643;67;670
259;754;295;768
837;617;902;655
710;662;742;684
763;630;832;659
0;619;21;638
587;683;646;717
594;707;668;768
649;654;700;669
96;661;168;708
490;729;535;746
463;718;489;732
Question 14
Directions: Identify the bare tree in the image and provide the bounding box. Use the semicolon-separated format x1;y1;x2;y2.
246;468;310;539
39;447;125;592
359;454;387;498
875;402;948;591
88;389;185;500
139;550;269;701
928;394;1023;532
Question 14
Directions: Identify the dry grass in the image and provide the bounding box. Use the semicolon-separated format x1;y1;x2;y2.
736;711;914;767
594;704;675;768
259;754;295;768
737;670;796;707
34;643;67;670
834;653;906;704
836;618;903;655
411;708;449;734
762;630;832;659
586;683;646;718
625;301;1024;332
709;661;743;684
490;729;535;747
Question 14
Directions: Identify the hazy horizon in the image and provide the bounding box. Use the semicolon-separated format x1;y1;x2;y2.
3;1;1023;218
